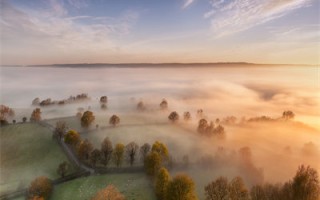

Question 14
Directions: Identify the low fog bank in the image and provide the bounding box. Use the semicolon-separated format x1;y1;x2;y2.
1;65;319;188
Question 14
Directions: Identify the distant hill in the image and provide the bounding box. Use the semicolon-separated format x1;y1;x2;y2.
1;62;317;68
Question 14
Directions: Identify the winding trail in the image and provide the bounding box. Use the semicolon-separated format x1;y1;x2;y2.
39;121;95;174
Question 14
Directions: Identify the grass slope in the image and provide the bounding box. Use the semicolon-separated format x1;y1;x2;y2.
51;173;156;200
0;123;76;194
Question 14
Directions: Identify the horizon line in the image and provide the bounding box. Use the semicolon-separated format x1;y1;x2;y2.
1;62;318;67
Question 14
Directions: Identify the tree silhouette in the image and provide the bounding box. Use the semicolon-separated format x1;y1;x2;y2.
160;99;168;110
81;111;95;128
168;111;179;123
109;115;120;126
30;108;41;122
101;137;113;167
125;142;139;166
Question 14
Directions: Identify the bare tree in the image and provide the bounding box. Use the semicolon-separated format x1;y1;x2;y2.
125;142;139;166
101;137;113;167
140;143;151;162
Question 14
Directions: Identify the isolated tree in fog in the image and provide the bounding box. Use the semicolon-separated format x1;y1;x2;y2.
155;167;171;200
167;174;198;200
78;139;93;160
32;98;40;106
137;101;146;111
27;176;53;200
282;110;295;120
22;117;27;123
197;119;208;134
101;137;113;167
152;141;169;161
100;96;108;110
125;142;139;166
196;109;203;118
204;176;229;200
140;143;151;161
112;143;125;167
160;99;168;110
57;161;69;178
30;108;41;122
292;165;320;200
109;115;120;126
64;130;81;147
81;111;95;128
54;121;67;139
184;112;191;121
168;111;179;123
91;185;125;200
90;149;101;167
100;96;108;104
144;151;162;177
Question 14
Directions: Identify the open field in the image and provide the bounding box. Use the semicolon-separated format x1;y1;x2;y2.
51;173;156;200
0;123;77;194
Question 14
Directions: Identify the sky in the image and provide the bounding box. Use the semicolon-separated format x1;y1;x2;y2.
0;0;319;65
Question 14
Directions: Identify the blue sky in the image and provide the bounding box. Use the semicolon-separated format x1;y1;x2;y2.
1;0;319;65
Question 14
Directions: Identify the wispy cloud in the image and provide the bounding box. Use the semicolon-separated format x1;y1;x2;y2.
0;0;139;64
205;0;312;37
182;0;194;9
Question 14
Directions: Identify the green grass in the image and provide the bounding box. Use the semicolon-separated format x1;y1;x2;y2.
51;173;156;200
0;123;77;194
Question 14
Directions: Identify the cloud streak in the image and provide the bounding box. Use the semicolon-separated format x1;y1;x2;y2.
0;0;139;64
205;0;311;37
182;0;194;9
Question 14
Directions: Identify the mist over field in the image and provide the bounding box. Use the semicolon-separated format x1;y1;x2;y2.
1;65;319;196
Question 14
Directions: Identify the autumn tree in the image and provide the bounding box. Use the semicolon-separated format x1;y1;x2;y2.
64;130;81;147
125;142;139;166
140;143;151;162
90;149;101;167
250;185;266;200
57;161;69;178
81;111;95;128
144;151;162;177
27;176;53;200
54;121;67;139
101;137;113;167
155;167;171;200
30;108;41;122
78;139;93;161
205;176;229;200
184;112;191;121
109;115;120;126
112;143;125;167
168;111;179;123
91;185;125;200
152;141;169;161
292;165;320;200
229;177;250;200
167;174;198;200
160;99;168;110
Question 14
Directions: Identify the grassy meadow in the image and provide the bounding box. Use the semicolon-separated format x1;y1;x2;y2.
50;173;156;200
0;123;77;194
